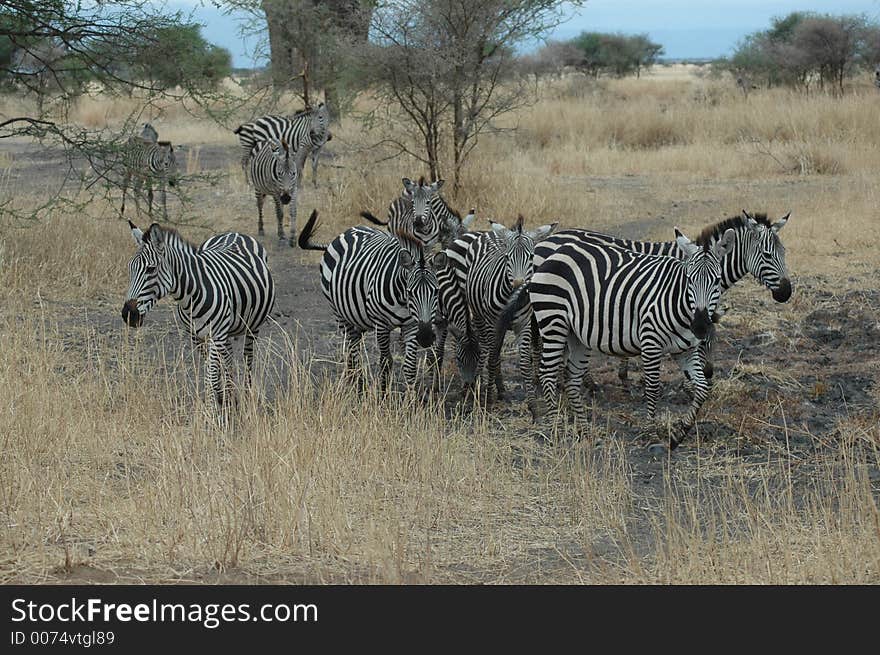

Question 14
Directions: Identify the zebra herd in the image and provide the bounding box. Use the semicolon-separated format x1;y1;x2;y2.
120;113;793;452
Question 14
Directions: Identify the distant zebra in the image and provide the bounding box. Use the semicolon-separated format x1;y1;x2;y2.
875;64;880;90
504;227;735;450
298;209;446;391
234;104;331;183
445;216;556;402
360;177;451;246
122;221;276;415
247;137;299;244
532;210;793;384
120;124;177;220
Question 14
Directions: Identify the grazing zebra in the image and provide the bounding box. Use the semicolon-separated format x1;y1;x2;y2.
507;227;735;450
298;209;446;391
120;125;177;221
234;104;332;180
247;137;299;244
445;216;557;402
121;221;276;415
532;210;793;384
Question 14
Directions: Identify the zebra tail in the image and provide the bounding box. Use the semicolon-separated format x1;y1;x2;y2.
492;283;532;367
360;210;388;226
297;209;328;251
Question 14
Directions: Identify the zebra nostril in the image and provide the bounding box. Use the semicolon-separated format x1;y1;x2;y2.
121;300;143;328
280;193;291;205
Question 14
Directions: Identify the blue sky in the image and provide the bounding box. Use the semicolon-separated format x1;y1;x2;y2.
172;1;880;68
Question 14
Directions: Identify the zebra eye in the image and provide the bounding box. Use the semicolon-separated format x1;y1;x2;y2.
145;265;157;275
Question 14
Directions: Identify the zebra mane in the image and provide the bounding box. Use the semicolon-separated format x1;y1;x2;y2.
142;223;195;249
515;215;524;233
696;212;772;247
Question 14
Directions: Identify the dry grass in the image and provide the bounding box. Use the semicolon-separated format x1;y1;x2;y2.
1;68;878;584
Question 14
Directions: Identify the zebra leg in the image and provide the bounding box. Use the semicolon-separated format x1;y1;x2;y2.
120;172;131;218
132;176;143;216
377;325;394;393
273;196;286;242
243;332;257;388
287;190;298;247
537;320;569;425
311;150;319;189
487;322;505;402
640;344;675;456
146;182;154;220
402;324;423;390
564;336;591;426
670;346;711;450
204;339;229;417
515;322;536;405
431;323;448;392
255;193;265;237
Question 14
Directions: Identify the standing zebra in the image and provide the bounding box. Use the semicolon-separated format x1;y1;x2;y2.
120;124;177;221
234;104;331;183
122;221;275;415
445;216;557;402
360;177;450;246
298;209;446;392
247;137;299;244
514;227;735;450
531;210;793;385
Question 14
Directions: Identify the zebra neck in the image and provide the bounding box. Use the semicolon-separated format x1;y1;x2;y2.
701;226;750;291
163;236;201;303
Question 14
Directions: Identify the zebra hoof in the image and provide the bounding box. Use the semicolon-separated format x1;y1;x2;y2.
277;234;287;242
288;236;297;248
647;443;669;458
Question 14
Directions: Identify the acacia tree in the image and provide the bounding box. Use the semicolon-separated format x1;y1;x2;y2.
366;0;582;192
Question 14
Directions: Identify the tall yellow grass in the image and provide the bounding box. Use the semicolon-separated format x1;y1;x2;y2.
0;68;878;583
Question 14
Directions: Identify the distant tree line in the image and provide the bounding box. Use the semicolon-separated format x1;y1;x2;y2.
518;31;665;80
716;11;880;93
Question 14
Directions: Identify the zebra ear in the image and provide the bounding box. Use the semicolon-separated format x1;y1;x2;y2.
713;228;737;259
398;249;415;270
461;209;477;229
402;178;415;195
433;179;445;192
129;220;144;245
674;227;700;257
528;222;558;241
742;209;759;230
148;223;165;247
772;212;790;233
490;220;509;235
432;251;449;269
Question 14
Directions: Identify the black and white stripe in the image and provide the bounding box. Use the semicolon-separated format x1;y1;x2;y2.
120;125;177;221
246;138;299;244
445;216;556;401
533;211;793;385
360;177;450;246
298;210;446;391
121;221;276;414
522;227;735;449
234;104;331;177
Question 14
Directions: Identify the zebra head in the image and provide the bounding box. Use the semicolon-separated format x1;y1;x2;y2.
122;220;174;328
741;210;792;302
155;141;177;188
399;247;447;348
268;138;298;205
490;216;558;288
140;123;158;143
676;227;736;340
308;102;332;148
402;177;443;243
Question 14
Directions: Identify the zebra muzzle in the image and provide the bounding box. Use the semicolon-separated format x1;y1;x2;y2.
121;300;143;328
280;193;291;205
690;308;711;340
416;324;435;348
772;278;792;302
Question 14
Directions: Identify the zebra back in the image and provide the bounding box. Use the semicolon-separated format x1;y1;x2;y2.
235;104;330;166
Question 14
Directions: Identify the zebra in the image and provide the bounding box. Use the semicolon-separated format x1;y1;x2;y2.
360;177;450;246
120;125;177;221
504;226;735;451
121;220;276;416
298;209;446;392
246;137;299;245
532;210;793;385
234;104;331;183
445;216;557;403
874;64;880;90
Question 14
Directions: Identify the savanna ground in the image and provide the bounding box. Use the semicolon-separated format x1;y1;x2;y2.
1;66;879;584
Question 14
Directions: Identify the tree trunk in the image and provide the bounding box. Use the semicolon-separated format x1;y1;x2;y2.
262;1;292;90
